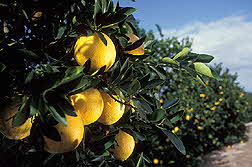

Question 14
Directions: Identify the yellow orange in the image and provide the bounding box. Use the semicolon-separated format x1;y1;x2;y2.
71;88;104;125
43;112;84;153
98;90;125;125
74;32;116;72
112;130;135;161
0;103;32;140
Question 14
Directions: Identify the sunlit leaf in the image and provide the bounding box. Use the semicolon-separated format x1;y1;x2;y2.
173;47;189;60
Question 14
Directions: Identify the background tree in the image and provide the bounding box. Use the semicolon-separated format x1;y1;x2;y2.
141;30;250;166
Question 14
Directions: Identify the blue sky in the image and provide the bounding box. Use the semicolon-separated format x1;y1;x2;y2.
120;0;252;31
119;0;252;92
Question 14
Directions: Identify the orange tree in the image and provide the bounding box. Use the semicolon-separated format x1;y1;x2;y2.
142;31;250;166
0;0;220;166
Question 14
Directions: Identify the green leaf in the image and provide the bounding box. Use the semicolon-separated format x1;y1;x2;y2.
42;65;60;73
13;99;31;128
193;62;214;78
149;109;166;122
160;127;186;155
120;57;129;73
128;79;141;95
211;69;222;81
30;96;40;116
114;1;120;12
144;79;165;89
83;58;91;72
18;49;39;60
68;77;100;95
134;132;146;141
56;26;67;39
169;110;185;123
173;47;189;60
194;54;214;63
0;63;6;72
118;36;128;48
47;105;67;126
162;57;179;66
94;0;102;19
124;36;146;52
136;152;144;167
101;0;108;13
96;31;107;46
139;73;150;87
104;140;116;150
196;75;207;86
126;21;138;35
155;24;164;37
56;97;77;117
149;66;166;80
144;40;156;49
117;7;137;16
163;98;180;109
22;9;29;20
64;66;84;80
101;14;128;29
107;0;114;13
25;70;35;84
137;99;153;113
72;16;77;24
91;65;106;76
81;0;86;6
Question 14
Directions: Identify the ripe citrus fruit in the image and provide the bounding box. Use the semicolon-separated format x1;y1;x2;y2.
71;88;104;125
43;111;84;153
112;130;135;161
123;34;145;55
0;103;32;140
98;90;125;125
74;32;116;72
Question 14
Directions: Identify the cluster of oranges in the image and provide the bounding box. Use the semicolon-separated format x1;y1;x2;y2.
0;32;144;161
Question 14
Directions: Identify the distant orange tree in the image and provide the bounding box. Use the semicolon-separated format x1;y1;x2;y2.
142;31;250;166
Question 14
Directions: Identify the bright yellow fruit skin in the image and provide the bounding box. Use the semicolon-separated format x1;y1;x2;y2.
112;130;135;161
74;32;116;72
0;103;32;140
71;88;104;125
43;111;84;153
98;91;125;125
123;34;145;55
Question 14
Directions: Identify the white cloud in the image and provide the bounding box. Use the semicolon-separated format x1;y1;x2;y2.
161;16;252;92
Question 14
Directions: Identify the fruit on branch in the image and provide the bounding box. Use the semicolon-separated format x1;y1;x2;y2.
98;90;125;125
71;88;104;125
0;103;32;140
74;32;116;72
43;111;84;153
112;130;135;161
